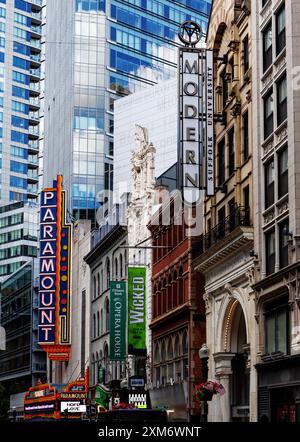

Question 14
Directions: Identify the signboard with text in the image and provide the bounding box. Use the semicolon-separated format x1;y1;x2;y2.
109;281;126;360
38;175;72;361
127;267;146;355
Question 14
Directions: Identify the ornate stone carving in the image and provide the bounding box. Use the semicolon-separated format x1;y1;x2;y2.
230;101;241;117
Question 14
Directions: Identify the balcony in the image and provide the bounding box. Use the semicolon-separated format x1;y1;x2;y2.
28;170;39;183
30;53;41;66
27;184;39;197
29;126;39;139
30;39;41;52
28;141;39;153
30;25;42;37
28;155;39;168
29;96;40;109
29;110;39;124
30;68;41;79
29;82;40;94
194;206;253;273
31;11;42;24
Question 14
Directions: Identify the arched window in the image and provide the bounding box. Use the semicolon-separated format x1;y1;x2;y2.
168;274;172;311
105;298;109;331
174;333;181;357
162;278;167;313
97;311;100;337
101;268;103;293
182;329;188;354
93;313;96;339
106;258;110;289
173;271;178;308
161;340;166;362
100;309;103;335
103;343;109;384
167;338;173;360
154;342;160;364
97;273;100;297
115;257;118;280
120;254;123;278
93;276;96;300
92;353;95;385
178;267;184;304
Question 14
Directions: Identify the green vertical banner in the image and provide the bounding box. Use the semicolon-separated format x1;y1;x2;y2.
128;267;146;355
109;281;126;360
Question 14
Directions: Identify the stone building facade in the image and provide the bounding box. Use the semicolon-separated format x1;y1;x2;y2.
194;0;256;422
252;0;300;422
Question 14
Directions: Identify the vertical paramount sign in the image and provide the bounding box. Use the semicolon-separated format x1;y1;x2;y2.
39;176;72;361
178;21;215;201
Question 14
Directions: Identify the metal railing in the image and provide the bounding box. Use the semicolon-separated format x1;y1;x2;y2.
200;206;251;253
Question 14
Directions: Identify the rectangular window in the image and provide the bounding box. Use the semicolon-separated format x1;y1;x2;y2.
277;74;287;126
109;141;114;156
243;185;250;225
104;162;113;191
12;85;29;100
265;159;275;209
10;175;27;189
243;35;249;73
265;297;288;355
13;56;29;70
12;100;28;113
11;130;28;144
221;69;228;108
263;22;272;72
264;89;274;139
13;26;29;41
11;145;28;159
0;7;5;18
228;127;235;176
218;206;226;240
10;160;27;174
13;41;30;56
218;138;225;186
11;115;28;129
243;111;249;161
278;147;288;198
0;36;5;48
276;5;286;55
12;70;29;84
14;12;29;26
279;220;289;269
265;229;275;275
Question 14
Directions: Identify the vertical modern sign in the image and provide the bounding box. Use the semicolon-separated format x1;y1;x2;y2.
127;267;146;355
110;281;126;361
179;47;204;204
39;175;72;361
205;50;215;196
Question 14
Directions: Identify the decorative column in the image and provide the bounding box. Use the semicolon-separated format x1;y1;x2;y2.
214;352;235;422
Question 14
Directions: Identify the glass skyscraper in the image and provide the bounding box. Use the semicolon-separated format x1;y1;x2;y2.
0;0;43;205
44;0;211;223
0;0;44;277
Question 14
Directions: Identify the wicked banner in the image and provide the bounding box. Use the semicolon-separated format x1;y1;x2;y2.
127;267;146;355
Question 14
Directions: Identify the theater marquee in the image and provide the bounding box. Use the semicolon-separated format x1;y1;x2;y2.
38;175;72;361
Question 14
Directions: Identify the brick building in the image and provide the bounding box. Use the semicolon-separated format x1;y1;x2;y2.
148;195;206;422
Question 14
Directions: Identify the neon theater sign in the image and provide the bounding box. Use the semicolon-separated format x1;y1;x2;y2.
38;176;72;361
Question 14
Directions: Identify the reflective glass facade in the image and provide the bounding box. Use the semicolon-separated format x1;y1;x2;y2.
44;0;211;222
0;0;43;205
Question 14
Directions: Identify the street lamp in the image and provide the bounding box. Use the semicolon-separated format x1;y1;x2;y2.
199;343;209;423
